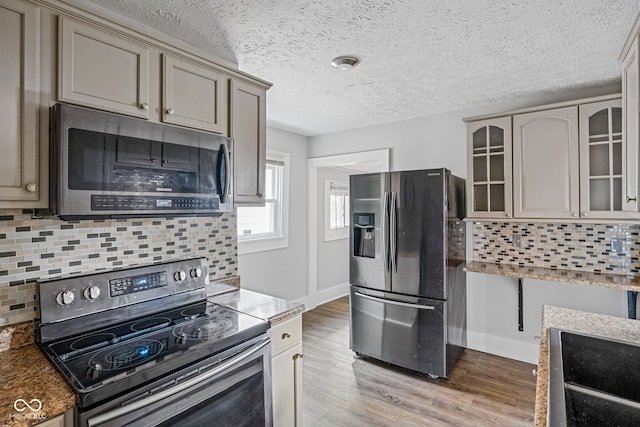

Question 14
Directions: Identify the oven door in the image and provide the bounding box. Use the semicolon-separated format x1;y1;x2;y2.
80;333;271;427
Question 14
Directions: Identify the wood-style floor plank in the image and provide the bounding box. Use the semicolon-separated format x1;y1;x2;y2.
302;296;537;426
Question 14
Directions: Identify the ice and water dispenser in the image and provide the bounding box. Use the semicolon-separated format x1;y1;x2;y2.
353;213;375;258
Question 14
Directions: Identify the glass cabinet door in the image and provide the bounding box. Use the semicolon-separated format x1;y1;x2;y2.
579;99;623;218
466;117;512;218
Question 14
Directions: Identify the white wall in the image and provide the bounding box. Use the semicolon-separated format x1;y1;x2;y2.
238;127;309;300
316;167;350;292
309;83;628;364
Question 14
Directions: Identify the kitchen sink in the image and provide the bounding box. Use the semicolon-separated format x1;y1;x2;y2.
548;328;640;426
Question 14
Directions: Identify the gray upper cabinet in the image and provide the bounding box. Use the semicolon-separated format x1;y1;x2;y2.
466;117;512;219
0;0;41;205
231;79;267;206
58;17;150;118
622;32;640;214
162;55;228;134
513;107;580;219
579;99;627;219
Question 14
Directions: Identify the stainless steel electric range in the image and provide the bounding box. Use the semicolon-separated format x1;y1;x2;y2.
37;258;272;427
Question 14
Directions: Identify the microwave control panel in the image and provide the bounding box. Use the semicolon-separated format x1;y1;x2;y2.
91;195;220;211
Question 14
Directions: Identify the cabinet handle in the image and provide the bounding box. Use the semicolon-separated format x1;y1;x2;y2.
139;103;149;110
627;196;637;203
281;332;291;340
292;353;304;361
166;108;174;115
26;183;38;193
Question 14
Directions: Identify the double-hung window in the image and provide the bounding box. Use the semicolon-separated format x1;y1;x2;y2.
237;150;289;254
324;179;350;241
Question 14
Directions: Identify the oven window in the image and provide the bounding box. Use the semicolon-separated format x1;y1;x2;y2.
158;368;265;427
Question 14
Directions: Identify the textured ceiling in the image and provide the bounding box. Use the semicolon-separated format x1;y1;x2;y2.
84;0;640;136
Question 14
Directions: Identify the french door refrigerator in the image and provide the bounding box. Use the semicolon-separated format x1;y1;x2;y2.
349;168;466;378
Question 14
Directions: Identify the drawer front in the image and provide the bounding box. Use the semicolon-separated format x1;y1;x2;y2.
271;315;302;356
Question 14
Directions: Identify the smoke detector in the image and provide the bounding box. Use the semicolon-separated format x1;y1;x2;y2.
330;56;360;71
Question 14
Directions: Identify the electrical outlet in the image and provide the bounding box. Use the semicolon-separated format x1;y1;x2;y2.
513;234;522;248
611;237;623;253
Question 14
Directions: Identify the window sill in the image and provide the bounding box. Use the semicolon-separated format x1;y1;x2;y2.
323;233;349;242
238;235;289;255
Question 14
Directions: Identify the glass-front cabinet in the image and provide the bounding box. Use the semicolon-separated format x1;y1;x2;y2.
466;117;512;218
579;99;626;218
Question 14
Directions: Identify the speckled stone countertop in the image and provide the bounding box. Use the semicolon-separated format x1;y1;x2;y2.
208;289;305;324
534;305;640;427
465;261;640;291
0;323;75;427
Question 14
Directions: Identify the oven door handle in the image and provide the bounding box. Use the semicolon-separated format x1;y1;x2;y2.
87;336;270;427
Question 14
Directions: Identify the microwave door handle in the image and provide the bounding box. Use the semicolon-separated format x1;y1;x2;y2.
220;142;231;203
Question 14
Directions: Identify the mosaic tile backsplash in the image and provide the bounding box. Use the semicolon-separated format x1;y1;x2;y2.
472;222;640;275
0;210;237;326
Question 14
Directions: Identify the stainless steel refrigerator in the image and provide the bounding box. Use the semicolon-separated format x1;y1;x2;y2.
349;168;466;378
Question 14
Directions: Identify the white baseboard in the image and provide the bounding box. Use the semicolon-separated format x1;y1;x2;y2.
316;282;350;306
466;330;539;364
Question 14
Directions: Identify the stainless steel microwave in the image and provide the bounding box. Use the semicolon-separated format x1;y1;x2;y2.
50;103;233;220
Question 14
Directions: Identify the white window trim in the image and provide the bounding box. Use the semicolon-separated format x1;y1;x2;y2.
324;178;349;242
238;150;290;255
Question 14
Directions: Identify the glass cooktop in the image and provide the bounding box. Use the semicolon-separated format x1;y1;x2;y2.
42;301;268;393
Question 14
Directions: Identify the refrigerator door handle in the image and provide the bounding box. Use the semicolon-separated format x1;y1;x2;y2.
383;191;390;272
390;191;398;273
354;291;435;310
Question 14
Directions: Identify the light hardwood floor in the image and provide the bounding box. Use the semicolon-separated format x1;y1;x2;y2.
301;296;537;426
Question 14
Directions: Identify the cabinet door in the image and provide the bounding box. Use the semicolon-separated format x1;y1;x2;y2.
513;107;579;218
162;55;227;134
0;0;40;203
272;342;303;427
230;79;267;205
579;99;628;219
623;36;640;213
59;17;150;118
466;117;512;219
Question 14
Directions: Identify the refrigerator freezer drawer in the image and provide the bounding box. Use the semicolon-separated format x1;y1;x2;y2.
349;286;447;377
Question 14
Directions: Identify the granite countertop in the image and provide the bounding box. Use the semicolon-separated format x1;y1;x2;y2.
208;288;305;324
465;261;640;291
534;305;640;427
0;324;75;427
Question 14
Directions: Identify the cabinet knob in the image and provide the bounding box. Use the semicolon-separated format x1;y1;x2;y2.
26;183;38;193
532;369;537;377
627;196;637;203
505;212;510;217
292;353;304;361
582;212;588;217
281;332;291;340
166;108;174;115
571;213;578;217
257;193;264;199
140;103;149;110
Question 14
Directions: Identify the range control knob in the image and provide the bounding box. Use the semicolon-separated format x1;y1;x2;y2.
176;333;188;345
190;267;202;278
174;270;186;282
84;286;101;300
56;290;75;306
192;328;203;340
